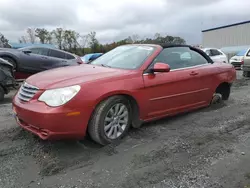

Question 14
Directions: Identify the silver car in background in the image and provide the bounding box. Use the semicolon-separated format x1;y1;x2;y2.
242;48;250;77
229;49;248;70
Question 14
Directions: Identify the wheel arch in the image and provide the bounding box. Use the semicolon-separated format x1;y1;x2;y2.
215;82;231;100
92;91;143;129
0;54;18;68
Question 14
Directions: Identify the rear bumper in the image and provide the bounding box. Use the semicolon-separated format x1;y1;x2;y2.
12;95;90;140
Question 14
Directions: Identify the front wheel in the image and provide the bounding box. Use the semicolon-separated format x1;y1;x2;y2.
88;96;132;145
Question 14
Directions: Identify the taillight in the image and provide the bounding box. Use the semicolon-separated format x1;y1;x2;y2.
241;59;244;65
76;57;83;64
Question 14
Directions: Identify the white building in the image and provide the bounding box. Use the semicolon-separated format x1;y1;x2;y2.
202;20;250;48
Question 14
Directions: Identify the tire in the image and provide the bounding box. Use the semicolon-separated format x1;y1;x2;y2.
1;57;17;71
0;86;4;102
88;96;132;145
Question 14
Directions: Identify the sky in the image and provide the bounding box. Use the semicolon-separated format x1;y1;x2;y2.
0;0;250;45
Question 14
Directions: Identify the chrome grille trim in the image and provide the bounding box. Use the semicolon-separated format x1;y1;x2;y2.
18;82;39;102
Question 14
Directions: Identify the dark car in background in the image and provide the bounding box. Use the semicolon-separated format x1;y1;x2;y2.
0;46;83;79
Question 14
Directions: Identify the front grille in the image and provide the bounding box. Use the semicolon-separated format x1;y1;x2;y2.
18;82;39;102
231;62;241;67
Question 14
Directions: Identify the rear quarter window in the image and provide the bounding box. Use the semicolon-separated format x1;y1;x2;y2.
66;54;75;60
211;49;221;56
50;50;66;59
151;47;208;70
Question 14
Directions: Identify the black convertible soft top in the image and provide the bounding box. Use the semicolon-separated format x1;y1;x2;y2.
160;44;214;64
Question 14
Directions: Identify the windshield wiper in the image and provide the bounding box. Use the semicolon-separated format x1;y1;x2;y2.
101;64;111;68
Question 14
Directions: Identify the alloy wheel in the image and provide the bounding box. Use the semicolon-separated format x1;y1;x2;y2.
104;103;129;139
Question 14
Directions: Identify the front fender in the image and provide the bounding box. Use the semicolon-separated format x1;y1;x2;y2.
0;51;19;61
94;90;139;108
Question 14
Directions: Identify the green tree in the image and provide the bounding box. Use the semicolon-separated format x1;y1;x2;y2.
19;36;27;43
18;27;186;55
88;31;99;53
172;36;186;45
152;33;186;45
62;30;80;54
26;28;36;43
0;33;10;48
35;28;50;44
52;28;64;49
154;33;161;39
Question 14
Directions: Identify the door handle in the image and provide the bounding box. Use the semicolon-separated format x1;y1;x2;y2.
41;56;48;59
190;71;198;76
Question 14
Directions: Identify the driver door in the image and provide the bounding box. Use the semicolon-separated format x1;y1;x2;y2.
143;46;211;120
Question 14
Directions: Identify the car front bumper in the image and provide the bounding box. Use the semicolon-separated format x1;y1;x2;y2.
12;95;90;140
230;61;242;69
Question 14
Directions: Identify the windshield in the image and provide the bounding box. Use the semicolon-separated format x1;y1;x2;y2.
90;45;155;69
81;54;92;62
236;49;247;56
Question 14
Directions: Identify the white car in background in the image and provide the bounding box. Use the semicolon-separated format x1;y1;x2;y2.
229;49;248;70
201;48;228;64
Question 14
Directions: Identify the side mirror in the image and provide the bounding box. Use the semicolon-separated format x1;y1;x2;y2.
22;50;32;54
152;62;170;73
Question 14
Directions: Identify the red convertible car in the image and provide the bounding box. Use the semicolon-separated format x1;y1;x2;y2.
12;44;236;145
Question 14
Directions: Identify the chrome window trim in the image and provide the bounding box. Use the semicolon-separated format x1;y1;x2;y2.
170;63;210;72
143;63;210;75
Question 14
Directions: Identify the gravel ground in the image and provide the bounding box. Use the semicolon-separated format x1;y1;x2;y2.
0;71;250;188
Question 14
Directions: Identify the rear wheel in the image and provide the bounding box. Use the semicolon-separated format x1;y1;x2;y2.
214;83;231;102
88;96;132;145
1;57;17;71
0;86;4;102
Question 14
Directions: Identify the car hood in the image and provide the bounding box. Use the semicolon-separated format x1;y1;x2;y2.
230;55;243;60
26;64;133;89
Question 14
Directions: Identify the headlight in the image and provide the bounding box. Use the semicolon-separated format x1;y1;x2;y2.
38;85;81;107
